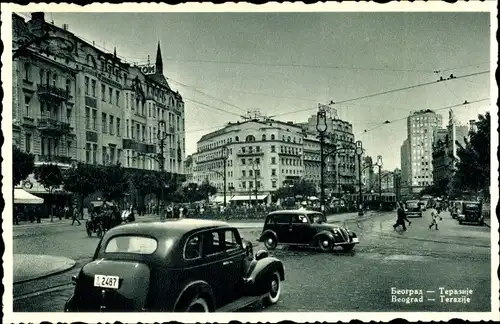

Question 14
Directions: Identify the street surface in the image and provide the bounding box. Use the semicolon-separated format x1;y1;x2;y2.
12;210;491;312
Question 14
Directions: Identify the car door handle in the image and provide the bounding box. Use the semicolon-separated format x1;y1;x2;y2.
223;260;233;266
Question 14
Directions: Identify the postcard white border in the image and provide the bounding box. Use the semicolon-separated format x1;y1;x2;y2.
2;1;498;322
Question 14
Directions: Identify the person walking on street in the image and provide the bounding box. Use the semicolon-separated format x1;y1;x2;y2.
393;201;411;231
71;206;81;226
429;210;442;230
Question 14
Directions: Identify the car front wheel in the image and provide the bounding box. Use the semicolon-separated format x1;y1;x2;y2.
263;271;281;306
185;296;210;312
342;244;355;252
263;235;277;250
317;237;333;252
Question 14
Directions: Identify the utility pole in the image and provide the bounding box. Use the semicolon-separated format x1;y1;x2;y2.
158;120;168;216
355;141;364;216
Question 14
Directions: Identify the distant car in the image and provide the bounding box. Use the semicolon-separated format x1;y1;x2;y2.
405;200;423;217
65;219;285;312
457;201;484;225
258;210;359;252
419;200;428;211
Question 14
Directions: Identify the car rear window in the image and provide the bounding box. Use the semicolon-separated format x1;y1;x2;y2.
105;236;158;254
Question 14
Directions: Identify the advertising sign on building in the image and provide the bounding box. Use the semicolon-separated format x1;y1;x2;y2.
318;103;338;120
139;65;156;75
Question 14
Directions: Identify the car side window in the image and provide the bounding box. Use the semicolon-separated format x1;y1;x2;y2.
184;234;201;260
204;231;224;256
223;229;242;252
273;214;290;224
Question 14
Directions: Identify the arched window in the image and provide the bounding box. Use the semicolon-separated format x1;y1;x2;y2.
271;134;275;140
245;135;255;142
24;63;31;81
287;136;291;142
235;136;239;142
262;134;266;141
46;70;51;85
39;68;44;83
53;73;57;86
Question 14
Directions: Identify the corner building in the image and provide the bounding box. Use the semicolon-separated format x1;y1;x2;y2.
12;13;185;181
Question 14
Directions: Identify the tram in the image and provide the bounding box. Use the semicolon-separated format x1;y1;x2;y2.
344;192;397;211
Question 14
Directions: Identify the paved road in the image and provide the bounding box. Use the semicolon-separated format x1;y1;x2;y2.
12;209;491;312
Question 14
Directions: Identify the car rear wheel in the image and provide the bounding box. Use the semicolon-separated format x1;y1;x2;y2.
317;237;333;252
263;271;281;306
263;235;277;250
185;296;210;312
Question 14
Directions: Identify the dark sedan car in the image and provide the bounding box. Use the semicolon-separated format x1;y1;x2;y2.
405;200;423;217
258;210;359;252
65;219;285;312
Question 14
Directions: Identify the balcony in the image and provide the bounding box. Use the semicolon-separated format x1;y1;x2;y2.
38;118;71;136
37;84;70;102
37;155;75;165
236;150;264;157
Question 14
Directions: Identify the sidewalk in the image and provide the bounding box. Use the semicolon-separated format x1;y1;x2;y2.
13;254;76;284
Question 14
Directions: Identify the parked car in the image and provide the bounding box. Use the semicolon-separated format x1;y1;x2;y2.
457;201;484;225
258;210;359;252
450;200;463;219
405;200;423;217
64;219;285;312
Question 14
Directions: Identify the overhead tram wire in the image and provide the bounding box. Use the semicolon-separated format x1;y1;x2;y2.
271;70;490;118
361;98;490;134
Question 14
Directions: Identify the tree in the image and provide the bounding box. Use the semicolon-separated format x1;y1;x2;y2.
198;179;217;201
99;164;129;203
34;163;63;222
452;112;490;199
13;145;34;187
63;163;100;214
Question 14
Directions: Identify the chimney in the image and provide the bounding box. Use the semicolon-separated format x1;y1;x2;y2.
31;12;45;22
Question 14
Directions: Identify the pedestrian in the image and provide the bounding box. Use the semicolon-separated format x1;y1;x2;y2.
71;205;81;226
429;211;442;230
393;201;411;231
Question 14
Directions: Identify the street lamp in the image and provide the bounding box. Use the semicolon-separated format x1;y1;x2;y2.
316;106;328;212
375;155;383;209
221;145;229;207
355;141;364;216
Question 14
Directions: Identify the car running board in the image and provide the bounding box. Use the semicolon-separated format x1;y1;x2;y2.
216;294;266;312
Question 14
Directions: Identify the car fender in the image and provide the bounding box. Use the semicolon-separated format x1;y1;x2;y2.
259;229;277;242
245;257;285;295
172;280;216;312
313;230;335;243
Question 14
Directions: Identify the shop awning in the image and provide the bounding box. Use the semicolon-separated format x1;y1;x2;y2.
210;195;234;203
230;194;269;201
14;188;44;204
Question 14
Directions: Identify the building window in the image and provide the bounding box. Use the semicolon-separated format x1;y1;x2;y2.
102;146;107;165
272;180;277;188
102;113;107;133
25;133;31;153
85;76;89;95
85;107;90;129
131;125;135;139
101;84;106;101
92;144;97;164
242;181;246;189
66;109;71;124
109;116;114;135
92;109;97;130
91;79;96;97
271;145;276;153
24;63;32;81
242;159;246;165
24;95;31;117
86;143;91;163
126;120;130;138
242;170;246;177
116;90;120;106
66;78;71;95
271;157;276;164
117;118;121;137
271;169;276;176
109;87;113;103
67;141;72;156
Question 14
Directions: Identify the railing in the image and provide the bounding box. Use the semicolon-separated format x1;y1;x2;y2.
37;84;70;101
236;150;264;156
38;118;71;134
38;154;74;164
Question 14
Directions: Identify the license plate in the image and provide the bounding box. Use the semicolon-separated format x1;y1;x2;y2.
352;237;359;243
94;275;119;289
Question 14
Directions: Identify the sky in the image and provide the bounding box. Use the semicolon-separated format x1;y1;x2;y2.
21;11;492;170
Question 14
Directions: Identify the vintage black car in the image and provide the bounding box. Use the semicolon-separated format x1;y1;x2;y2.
65;219;285;312
405;200;423;217
258;210;359;252
457;201;484;225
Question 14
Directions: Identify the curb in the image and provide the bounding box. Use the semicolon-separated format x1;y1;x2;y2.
14;257;76;285
378;233;490;248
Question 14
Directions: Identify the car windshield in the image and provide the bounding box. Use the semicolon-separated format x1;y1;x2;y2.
105;235;158;254
406;201;419;207
310;213;325;224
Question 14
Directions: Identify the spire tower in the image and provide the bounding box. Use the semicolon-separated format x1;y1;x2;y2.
155;41;163;75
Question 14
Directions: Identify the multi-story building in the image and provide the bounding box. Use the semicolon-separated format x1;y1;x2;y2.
400;109;443;195
184;155;193;183
299;114;357;195
432;109;469;186
12;12;186;196
191;118;305;204
361;156;375;192
400;139;411;196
